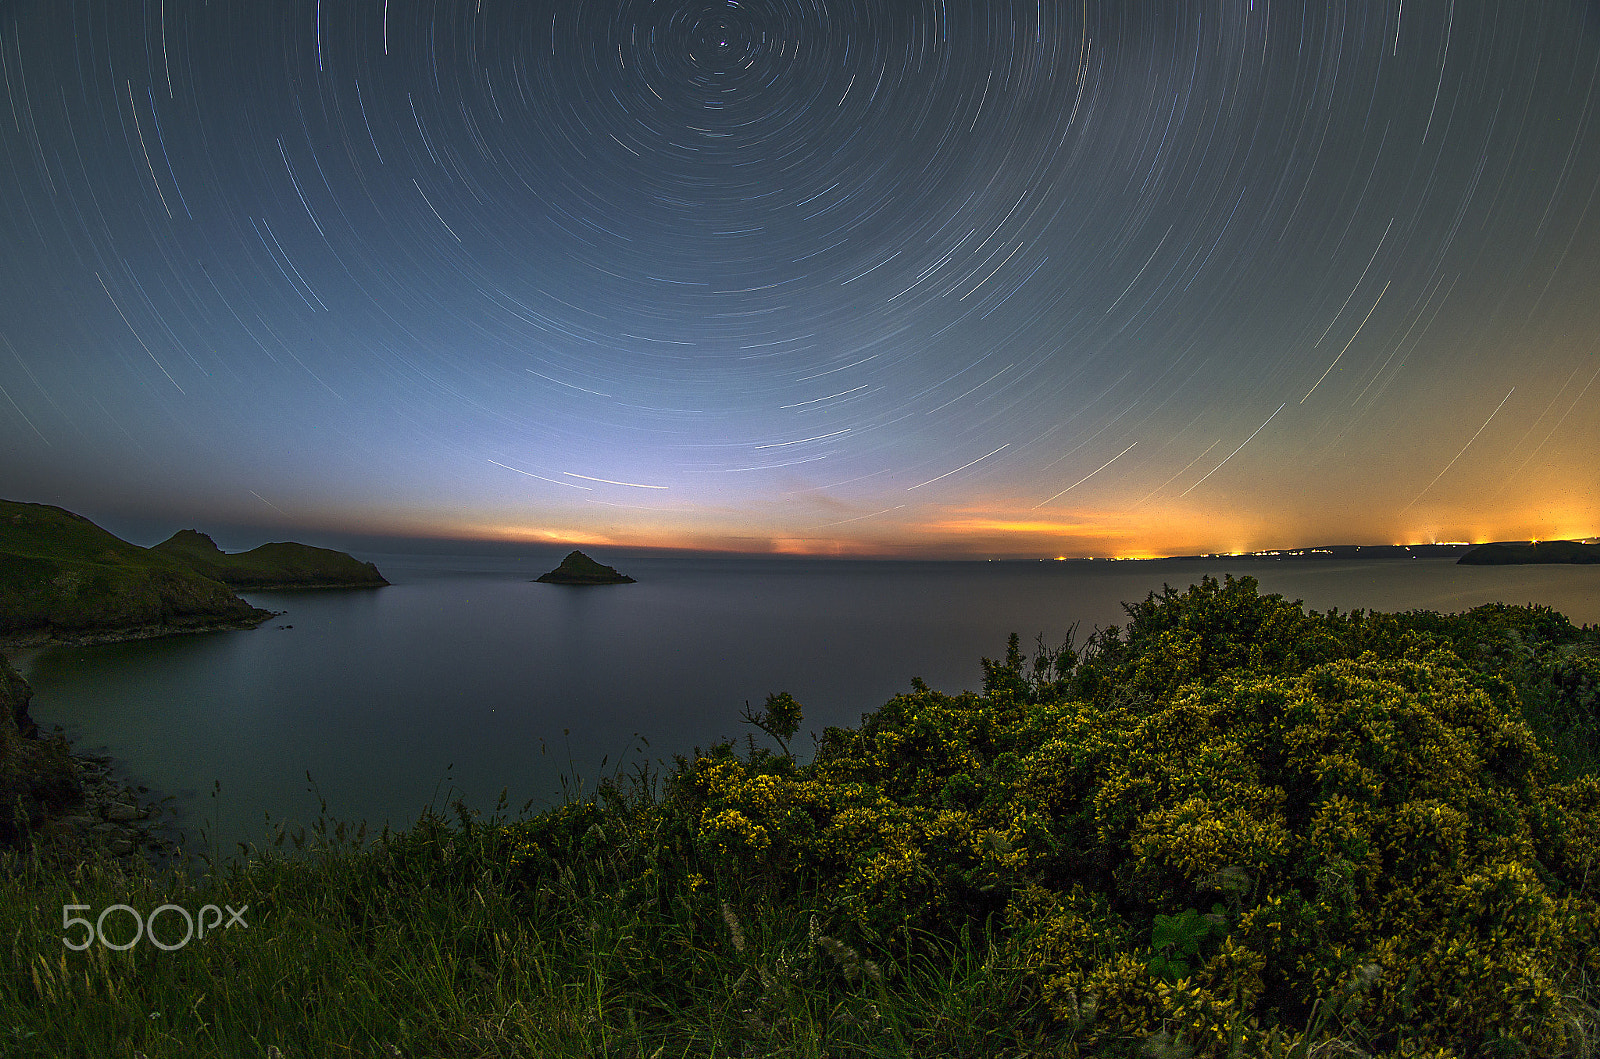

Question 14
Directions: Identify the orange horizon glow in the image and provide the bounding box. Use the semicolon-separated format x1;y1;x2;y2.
290;509;1598;561
145;490;1600;561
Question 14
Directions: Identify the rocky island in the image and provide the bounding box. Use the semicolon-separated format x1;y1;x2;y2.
1457;540;1600;565
534;550;636;585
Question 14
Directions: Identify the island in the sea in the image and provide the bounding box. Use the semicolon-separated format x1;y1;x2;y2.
534;550;636;585
1458;540;1600;565
0;498;387;647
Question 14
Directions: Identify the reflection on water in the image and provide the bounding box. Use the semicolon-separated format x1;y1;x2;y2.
13;555;1600;858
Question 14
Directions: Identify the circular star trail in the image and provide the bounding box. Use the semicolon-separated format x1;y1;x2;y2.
2;1;1598;555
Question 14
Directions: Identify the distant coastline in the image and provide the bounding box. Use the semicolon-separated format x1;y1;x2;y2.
1457;540;1600;565
1166;543;1473;561
1034;540;1599;564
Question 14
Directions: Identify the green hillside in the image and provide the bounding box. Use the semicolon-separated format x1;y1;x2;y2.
151;529;388;588
0;500;270;643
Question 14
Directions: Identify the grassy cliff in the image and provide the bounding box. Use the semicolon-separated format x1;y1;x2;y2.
0;500;271;644
0;500;391;644
151;529;389;588
2;577;1596;1058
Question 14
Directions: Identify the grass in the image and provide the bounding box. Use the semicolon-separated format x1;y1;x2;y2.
1;793;1032;1058
0;499;382;642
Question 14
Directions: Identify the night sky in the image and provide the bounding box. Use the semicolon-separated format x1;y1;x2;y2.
3;2;1597;558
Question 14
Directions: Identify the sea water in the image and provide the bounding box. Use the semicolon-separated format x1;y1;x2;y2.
12;554;1599;857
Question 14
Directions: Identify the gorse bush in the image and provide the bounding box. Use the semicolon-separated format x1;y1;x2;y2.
503;575;1600;1057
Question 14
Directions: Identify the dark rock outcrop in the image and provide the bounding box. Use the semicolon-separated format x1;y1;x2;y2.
0;655;81;848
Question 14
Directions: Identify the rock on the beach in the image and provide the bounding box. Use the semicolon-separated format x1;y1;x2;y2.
108;838;134;856
106;802;142;822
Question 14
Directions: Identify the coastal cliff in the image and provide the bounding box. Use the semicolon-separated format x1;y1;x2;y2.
0;655;179;860
1;498;389;647
0;655;79;847
0;500;273;646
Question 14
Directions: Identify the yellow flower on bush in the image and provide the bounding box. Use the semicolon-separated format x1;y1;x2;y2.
701;807;771;856
1129;797;1292;891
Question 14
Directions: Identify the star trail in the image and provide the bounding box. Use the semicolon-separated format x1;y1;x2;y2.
2;1;1598;557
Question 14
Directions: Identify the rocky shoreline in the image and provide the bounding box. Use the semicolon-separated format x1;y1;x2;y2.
1;634;235;869
0;612;278;651
48;749;187;866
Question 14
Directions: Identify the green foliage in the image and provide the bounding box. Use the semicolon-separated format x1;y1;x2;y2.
740;691;804;756
663;576;1600;1056
1147;905;1231;984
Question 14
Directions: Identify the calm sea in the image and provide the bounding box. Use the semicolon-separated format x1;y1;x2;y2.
11;554;1600;857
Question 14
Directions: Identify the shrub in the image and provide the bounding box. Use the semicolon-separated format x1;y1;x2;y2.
481;576;1600;1056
